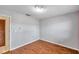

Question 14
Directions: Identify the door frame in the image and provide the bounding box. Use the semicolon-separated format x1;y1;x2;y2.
0;16;10;53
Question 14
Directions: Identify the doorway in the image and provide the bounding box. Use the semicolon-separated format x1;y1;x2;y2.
0;16;10;53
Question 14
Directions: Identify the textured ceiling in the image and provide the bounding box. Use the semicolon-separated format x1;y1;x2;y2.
0;5;79;20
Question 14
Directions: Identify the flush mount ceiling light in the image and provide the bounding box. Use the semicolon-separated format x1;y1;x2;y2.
33;5;46;13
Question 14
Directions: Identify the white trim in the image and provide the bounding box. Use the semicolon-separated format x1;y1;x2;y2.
10;39;39;50
11;39;79;51
41;39;79;51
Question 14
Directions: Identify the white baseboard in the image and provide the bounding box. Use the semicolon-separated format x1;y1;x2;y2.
10;39;79;51
41;39;79;51
10;39;39;50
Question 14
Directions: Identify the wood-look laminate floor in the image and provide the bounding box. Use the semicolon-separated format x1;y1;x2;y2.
4;40;79;54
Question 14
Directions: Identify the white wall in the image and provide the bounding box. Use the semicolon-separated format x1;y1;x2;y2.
40;12;79;49
0;9;40;50
0;8;79;50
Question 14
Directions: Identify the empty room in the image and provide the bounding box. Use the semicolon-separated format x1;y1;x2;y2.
0;5;79;54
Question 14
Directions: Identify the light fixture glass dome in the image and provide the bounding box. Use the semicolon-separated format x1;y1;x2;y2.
33;5;46;13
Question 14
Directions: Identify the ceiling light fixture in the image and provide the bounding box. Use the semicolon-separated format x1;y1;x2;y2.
33;5;46;13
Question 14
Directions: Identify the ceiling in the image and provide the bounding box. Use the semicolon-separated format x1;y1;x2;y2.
0;5;79;20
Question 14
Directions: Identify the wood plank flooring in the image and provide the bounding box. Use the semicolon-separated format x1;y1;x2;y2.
4;40;79;54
